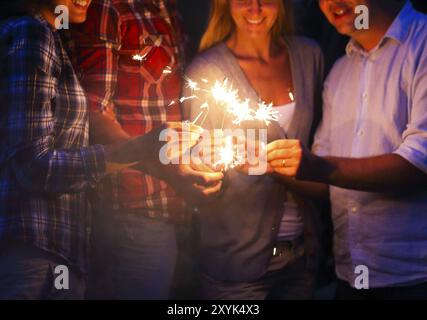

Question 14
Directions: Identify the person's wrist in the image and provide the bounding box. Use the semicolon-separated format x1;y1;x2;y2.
294;151;326;183
307;155;336;183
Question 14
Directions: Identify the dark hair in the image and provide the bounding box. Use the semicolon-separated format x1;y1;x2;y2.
0;0;53;20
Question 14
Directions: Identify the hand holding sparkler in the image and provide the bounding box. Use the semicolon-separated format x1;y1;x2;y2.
164;163;224;205
267;139;317;180
125;122;225;204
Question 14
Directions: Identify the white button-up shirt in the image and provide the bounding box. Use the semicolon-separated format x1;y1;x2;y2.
313;2;427;288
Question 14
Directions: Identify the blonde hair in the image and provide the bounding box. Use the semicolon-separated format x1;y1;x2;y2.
199;0;294;52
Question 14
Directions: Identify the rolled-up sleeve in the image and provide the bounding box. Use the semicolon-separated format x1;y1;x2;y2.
394;47;427;174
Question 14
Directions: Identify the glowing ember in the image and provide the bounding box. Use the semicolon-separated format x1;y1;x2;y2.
132;53;147;61
218;137;235;169
254;101;279;125
212;136;246;171
185;77;200;91
163;66;172;74
191;111;205;125
179;95;197;103
289;91;295;102
180;77;280;135
210;79;239;106
228;99;253;125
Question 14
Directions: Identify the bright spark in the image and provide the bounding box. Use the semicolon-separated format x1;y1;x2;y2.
214;136;245;171
192;110;205;125
179;95;197;103
163;66;172;74
132;53;147;61
254;101;279;126
185;77;200;91
289;91;295;102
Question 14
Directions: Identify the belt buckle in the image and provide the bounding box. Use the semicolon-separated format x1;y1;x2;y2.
272;241;292;257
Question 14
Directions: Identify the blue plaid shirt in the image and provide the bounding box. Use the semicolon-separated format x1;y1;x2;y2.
0;16;106;273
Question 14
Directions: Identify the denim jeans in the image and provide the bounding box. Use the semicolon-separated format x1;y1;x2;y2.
0;244;85;300
88;207;177;300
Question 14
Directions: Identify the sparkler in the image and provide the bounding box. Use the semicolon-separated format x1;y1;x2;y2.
170;77;280;170
185;76;201;91
191;111;205;125
254;101;279;126
213;136;245;171
183;77;280;126
179;95;197;103
180;77;280;169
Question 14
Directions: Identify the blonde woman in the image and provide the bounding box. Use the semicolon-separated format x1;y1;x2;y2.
183;0;325;300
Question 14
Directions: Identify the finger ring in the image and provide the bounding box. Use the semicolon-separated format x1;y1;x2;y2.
282;159;287;167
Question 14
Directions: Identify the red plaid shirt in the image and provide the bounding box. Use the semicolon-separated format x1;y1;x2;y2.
70;0;187;222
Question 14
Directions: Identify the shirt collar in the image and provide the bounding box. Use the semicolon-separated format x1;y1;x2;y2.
346;1;415;57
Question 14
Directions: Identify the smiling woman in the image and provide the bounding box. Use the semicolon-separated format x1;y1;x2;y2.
183;0;324;301
199;0;294;51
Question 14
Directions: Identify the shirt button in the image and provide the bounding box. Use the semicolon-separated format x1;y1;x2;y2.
362;92;368;99
357;130;364;136
350;207;358;214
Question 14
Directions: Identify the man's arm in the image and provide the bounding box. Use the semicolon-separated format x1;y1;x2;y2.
297;150;426;193
268;59;427;194
272;175;330;201
268;48;427;194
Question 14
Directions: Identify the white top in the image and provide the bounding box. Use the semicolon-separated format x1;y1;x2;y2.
275;102;296;133
274;102;304;241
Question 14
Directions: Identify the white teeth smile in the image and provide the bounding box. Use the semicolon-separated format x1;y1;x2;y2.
72;0;88;7
333;8;350;16
247;18;263;24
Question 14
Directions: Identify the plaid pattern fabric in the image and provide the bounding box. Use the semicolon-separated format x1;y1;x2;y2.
0;16;106;272
70;0;187;222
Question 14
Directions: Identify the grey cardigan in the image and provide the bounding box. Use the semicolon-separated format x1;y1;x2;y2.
182;36;324;282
